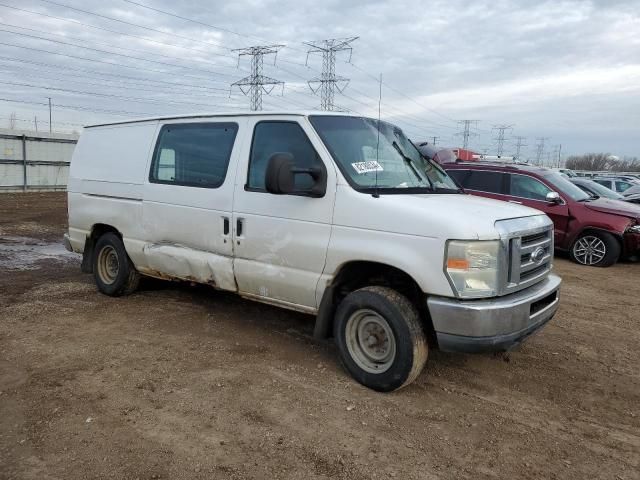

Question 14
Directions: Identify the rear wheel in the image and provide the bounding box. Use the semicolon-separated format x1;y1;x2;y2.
93;232;140;296
334;286;428;392
569;231;620;267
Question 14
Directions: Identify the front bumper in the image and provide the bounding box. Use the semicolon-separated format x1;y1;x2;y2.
427;274;561;353
623;231;640;257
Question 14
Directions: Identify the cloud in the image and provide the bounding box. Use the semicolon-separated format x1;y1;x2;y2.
0;0;637;156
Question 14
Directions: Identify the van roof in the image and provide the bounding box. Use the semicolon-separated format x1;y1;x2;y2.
85;110;361;128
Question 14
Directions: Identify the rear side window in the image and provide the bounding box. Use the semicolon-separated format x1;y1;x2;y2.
449;169;506;194
594;179;612;189
616;180;633;192
150;122;238;188
509;174;552;201
247;121;323;191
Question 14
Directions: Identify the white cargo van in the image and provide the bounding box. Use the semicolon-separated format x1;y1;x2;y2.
65;112;561;391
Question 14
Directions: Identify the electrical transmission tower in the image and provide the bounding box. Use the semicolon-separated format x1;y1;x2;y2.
231;45;284;111
534;137;549;166
492;124;513;156
457;120;479;149
513;136;527;160
305;37;358;111
431;136;440;146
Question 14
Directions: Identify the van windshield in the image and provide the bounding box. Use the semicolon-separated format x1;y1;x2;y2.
309;115;459;194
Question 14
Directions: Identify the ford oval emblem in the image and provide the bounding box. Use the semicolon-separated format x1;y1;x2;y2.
530;246;546;264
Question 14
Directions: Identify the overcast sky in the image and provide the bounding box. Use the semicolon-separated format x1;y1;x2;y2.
0;0;638;159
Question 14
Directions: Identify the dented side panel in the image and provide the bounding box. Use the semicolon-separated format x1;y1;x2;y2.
139;243;236;291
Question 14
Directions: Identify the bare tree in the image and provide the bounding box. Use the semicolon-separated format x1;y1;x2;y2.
566;153;640;172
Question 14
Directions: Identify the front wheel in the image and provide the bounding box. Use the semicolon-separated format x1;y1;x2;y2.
569;231;620;267
334;286;428;392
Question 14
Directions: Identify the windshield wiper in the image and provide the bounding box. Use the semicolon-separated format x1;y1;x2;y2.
392;141;431;186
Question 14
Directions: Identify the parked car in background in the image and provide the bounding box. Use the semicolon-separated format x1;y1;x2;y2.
621;184;640;197
593;176;640;194
571;178;640;205
552;168;577;177
442;161;640;267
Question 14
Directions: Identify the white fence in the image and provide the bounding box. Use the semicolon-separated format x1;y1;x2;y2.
0;129;79;192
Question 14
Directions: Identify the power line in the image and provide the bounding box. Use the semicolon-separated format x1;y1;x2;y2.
0;80;248;110
122;0;267;47
0;3;251;63
0;22;245;75
0;28;241;80
37;0;233;53
0;97;154;116
305;37;358;111
231;46;285;111
348;62;459;124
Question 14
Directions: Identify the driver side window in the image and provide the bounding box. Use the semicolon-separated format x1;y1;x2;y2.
509;174;552;201
247;121;323;191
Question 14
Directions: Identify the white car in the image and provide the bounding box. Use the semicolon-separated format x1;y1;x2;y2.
64;112;561;391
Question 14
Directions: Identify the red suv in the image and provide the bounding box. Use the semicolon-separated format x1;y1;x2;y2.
443;162;640;267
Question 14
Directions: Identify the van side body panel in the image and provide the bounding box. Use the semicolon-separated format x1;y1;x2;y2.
67;122;158;268
139;118;247;291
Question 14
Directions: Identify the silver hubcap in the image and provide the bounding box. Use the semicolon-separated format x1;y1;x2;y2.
97;245;119;284
573;235;606;265
345;309;396;374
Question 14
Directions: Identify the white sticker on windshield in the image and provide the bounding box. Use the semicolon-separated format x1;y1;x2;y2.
351;161;383;174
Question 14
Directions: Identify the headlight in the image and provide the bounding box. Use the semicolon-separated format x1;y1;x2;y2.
627;224;640;234
445;240;501;298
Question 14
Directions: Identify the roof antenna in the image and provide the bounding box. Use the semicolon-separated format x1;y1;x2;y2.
373;73;382;198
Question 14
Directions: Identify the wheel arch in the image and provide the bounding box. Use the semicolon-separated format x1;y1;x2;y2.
314;260;436;346
81;223;123;273
570;226;624;250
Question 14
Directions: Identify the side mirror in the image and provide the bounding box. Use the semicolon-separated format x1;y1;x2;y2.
546;191;561;204
265;152;326;197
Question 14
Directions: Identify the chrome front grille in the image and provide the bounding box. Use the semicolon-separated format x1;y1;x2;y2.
495;215;554;296
507;226;553;292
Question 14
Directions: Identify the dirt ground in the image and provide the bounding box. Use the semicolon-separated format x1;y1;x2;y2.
0;192;638;480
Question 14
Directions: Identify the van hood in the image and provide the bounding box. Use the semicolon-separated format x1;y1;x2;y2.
584;197;640;220
333;187;547;240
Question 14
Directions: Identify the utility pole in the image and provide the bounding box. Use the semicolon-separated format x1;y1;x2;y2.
305;37;358;111
551;145;561;168
513;136;527;161
47;97;52;132
457;120;479;149
558;144;562;167
34;116;38;132
231;45;284;111
534;137;549;166
431;136;439;146
492;124;513;156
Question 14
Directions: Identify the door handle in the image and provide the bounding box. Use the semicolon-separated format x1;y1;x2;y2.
508;200;522;204
222;216;230;235
236;218;244;237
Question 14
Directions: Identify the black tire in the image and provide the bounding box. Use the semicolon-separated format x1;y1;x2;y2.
333;286;428;392
569;231;620;267
92;232;140;296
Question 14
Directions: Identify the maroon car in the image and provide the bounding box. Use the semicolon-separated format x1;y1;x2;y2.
442;161;640;267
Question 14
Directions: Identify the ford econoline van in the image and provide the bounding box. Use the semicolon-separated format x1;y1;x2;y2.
64;112;561;391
